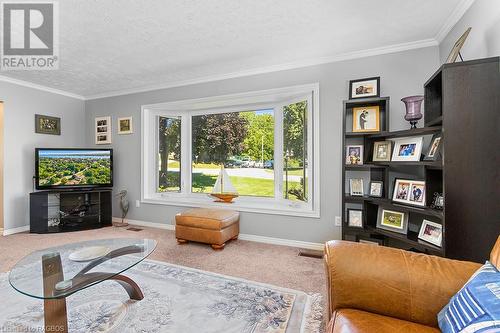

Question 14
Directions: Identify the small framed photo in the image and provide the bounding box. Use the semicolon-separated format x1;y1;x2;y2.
349;77;380;99
372;141;392;162
346;145;363;165
430;192;444;210
347;209;363;228
95;116;112;145
391;136;423;162
369;181;383;197
35;114;61;135
392;179;426;207
424;133;442;161
418;220;443;247
352;106;380;133
118;117;133;135
349;178;364;196
356;235;383;246
377;207;408;234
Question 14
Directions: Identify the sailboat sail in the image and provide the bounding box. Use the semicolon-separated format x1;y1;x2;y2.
212;168;237;194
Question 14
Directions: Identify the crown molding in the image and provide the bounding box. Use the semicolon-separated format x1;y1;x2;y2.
85;38;438;100
435;0;476;42
0;74;85;100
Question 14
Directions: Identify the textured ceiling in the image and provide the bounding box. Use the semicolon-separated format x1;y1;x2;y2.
1;0;463;98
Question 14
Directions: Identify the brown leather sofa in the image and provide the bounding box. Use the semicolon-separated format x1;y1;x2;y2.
324;236;500;333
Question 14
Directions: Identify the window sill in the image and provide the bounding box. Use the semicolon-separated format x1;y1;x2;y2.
142;194;320;219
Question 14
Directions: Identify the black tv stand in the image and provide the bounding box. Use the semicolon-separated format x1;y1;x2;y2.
30;189;112;233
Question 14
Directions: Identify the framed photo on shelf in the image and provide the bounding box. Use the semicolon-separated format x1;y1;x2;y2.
356;235;383;246
345;145;363;165
392;179;426;207
377;207;408;234
391;136;423;162
369;181;383;197
418;220;443;247
424;133;442;161
349;178;364;196
430;192;444;210
372;141;392;161
349;77;380;99
352;106;380;133
347;209;363;228
117;116;133;135
95;116;112;145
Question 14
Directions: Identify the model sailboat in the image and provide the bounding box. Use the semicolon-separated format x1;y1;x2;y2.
210;166;239;203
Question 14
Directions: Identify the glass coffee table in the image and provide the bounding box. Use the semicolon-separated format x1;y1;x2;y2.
9;238;157;333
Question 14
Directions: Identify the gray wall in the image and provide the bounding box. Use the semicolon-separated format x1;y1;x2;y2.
1;82;85;230
439;0;500;63
85;46;440;243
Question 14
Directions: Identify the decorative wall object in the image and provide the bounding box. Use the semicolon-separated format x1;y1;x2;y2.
372;141;392;161
445;27;471;64
392;179;426;207
376;207;408;234
345;145;363;165
401;95;424;129
35;114;61;135
118;117;133;135
424;133;442;161
418;220;443;247
347;209;363;228
95;116;112;144
352;106;380;133
391;136;423;162
114;189;129;227
349;77;380;99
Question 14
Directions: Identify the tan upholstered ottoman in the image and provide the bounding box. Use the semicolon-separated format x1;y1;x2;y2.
175;208;240;250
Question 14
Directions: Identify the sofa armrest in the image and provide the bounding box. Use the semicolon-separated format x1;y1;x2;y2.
324;240;481;327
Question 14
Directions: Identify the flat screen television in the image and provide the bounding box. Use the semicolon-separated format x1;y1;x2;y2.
35;148;113;190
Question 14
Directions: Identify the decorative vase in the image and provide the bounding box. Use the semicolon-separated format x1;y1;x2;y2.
401;95;424;129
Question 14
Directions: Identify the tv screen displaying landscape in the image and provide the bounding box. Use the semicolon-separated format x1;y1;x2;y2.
36;149;112;189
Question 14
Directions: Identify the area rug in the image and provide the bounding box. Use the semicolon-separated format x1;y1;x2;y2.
0;259;323;332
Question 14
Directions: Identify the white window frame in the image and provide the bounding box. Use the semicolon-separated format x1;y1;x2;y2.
141;83;320;218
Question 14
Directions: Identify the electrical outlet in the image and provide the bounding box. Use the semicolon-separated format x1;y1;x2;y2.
334;216;342;227
135;200;140;208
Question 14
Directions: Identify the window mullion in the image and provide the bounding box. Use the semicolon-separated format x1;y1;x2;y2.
181;114;191;194
274;104;284;200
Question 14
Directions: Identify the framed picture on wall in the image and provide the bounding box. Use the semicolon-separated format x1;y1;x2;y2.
95;116;112;144
118;117;133;135
349;77;380;99
35;114;61;135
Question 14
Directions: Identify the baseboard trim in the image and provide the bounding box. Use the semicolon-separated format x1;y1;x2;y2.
3;225;29;236
115;217;324;251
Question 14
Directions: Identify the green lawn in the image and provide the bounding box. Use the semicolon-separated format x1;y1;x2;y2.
161;172;303;200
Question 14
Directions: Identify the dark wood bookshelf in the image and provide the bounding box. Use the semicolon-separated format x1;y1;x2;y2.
342;57;500;262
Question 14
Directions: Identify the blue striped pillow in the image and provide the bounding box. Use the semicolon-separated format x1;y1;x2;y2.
438;262;500;333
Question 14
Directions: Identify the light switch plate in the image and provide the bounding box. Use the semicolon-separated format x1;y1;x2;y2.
334;216;342;227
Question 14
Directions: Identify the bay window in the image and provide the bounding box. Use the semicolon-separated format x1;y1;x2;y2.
142;84;319;217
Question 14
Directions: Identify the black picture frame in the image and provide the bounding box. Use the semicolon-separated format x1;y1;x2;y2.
424;133;443;161
347;208;364;228
349;76;380;100
35;114;61;135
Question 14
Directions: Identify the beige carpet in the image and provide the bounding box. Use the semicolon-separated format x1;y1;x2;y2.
0;225;326;303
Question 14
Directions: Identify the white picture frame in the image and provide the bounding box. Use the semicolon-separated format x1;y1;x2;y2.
418;220;443;247
369;181;383;197
349;178;364;196
95;116;112;145
118;116;133;135
391;136;423;162
345;145;363;165
392;179;426;207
